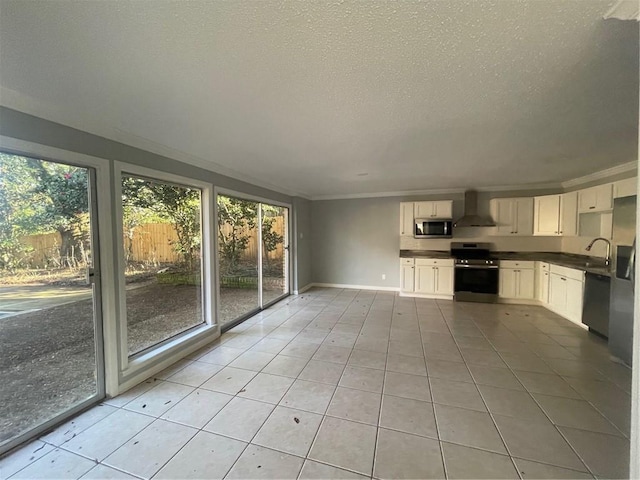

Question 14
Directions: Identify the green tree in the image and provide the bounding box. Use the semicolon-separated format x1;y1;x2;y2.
217;196;258;274
122;177;201;270
0;154;89;270
0;154;39;270
261;205;284;273
28;160;90;267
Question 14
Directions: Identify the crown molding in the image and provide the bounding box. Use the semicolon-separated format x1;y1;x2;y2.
473;182;562;193
562;161;637;189
604;0;640;21
310;188;466;201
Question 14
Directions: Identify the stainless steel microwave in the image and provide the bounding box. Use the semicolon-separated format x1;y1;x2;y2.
414;218;453;238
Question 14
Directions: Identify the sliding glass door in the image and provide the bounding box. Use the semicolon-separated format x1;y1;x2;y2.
261;203;289;306
217;194;290;327
0;153;103;453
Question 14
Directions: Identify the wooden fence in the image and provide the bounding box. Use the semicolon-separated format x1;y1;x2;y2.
19;217;285;268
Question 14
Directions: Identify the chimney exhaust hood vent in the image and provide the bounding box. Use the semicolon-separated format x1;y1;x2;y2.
454;191;496;228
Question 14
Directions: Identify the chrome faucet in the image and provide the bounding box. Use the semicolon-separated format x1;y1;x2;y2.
585;237;611;266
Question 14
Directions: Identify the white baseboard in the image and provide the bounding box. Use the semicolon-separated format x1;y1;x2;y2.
399;292;453;300
294;284;314;295
497;298;542;305
310;283;400;292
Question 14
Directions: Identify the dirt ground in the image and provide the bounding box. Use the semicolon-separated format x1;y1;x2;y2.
0;282;285;444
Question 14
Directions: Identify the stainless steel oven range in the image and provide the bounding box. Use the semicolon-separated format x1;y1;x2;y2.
451;242;499;303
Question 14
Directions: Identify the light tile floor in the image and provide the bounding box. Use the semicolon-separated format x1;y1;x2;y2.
1;288;632;479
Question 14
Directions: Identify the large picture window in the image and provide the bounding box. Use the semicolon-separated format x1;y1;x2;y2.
121;174;206;356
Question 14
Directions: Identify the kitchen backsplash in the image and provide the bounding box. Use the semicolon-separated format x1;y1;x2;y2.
400;233;562;252
562;236;609;258
401;232;608;259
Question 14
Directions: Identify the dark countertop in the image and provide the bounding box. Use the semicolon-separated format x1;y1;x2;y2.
399;250;611;277
400;250;453;259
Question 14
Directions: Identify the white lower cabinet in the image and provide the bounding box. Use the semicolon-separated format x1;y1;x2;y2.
499;261;535;300
400;258;453;298
400;262;415;293
415;265;435;294
402;257;586;323
536;262;550;304
547;265;585;325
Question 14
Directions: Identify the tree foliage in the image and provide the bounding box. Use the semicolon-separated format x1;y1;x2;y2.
122;176;201;270
217;196;285;275
0;153;89;269
217;196;257;273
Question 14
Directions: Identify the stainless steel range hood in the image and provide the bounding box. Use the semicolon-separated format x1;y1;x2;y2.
453;191;496;227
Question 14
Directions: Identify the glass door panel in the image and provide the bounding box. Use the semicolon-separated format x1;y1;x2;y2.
121;175;206;356
261;204;289;305
0;153;102;453
217;195;260;326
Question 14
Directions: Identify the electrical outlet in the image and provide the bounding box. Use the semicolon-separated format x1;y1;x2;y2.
382;274;386;280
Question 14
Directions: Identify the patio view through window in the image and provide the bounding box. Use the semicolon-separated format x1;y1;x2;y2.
121;175;205;355
217;194;289;326
0;152;100;450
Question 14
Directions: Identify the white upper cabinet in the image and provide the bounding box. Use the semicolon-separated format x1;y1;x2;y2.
533;192;578;236
400;202;414;237
614;177;637;199
490;198;534;236
534;195;561;236
414;200;453;219
560;191;578;236
578;183;613;213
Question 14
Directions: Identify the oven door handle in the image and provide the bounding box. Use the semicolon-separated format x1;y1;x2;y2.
454;264;499;269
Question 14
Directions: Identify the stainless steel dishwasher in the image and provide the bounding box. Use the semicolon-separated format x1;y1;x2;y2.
582;272;611;337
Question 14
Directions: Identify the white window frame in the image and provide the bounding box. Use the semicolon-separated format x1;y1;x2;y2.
114;162;218;381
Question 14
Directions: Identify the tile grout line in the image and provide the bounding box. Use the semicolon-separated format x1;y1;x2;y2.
304;289;377;479
466;304;596;477
370;289;393;480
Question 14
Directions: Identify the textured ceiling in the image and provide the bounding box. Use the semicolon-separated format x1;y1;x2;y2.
0;0;638;198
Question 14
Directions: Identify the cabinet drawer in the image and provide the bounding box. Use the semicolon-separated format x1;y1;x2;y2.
500;260;535;269
415;258;453;267
536;262;550;271
550;264;584;282
401;258;415;266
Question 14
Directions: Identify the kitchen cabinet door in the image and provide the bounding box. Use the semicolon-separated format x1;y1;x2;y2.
434;266;454;295
514;198;534;236
491;199;515;235
516;269;535;299
401;265;415;292
499;268;518;298
560;191;578;236
414;201;434;218
400;202;414;236
414;200;453;219
565;277;584;324
548;273;568;312
578;184;613;212
536;265;550;303
614;177;637;198
534;195;561;236
432;201;453;219
415;265;435;294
